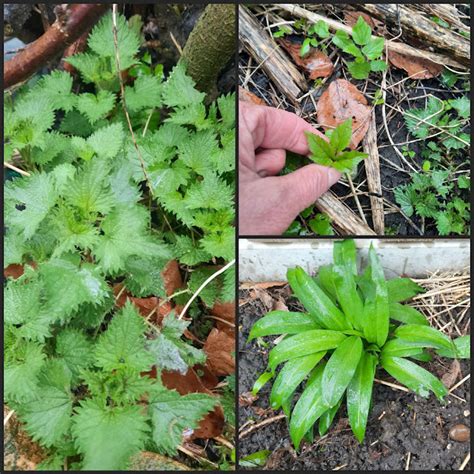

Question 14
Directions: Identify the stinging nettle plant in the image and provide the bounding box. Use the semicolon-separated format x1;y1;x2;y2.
248;240;469;449
4;11;234;471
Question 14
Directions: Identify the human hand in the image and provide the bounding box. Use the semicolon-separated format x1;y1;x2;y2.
239;101;341;235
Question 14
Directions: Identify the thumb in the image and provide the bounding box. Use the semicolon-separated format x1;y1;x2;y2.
279;164;341;216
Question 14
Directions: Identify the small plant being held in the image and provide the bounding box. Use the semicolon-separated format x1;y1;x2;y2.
332;16;387;79
248;240;470;449
305;119;368;173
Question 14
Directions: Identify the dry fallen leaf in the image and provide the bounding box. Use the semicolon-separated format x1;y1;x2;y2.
161;368;225;440
4;263;26;279
273;298;289;312
240;281;287;290
249;288;275;310
388;50;443;79
204;328;235;376
441;359;461;388
239;86;265;105
211;301;235;336
161;259;183;296
317;79;371;149
239;392;258;406
279;38;334;79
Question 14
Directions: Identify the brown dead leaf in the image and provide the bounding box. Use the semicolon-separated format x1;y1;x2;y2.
317;79;371;149
240;281;287;290
161;368;224;440
249;288;275;311
239;392;258;406
388;50;443;79
204;328;235;376
211;301;235;336
161;259;183;296
441;359;461;388
279;38;333;79
273;298;289;312
239;86;265;105
4;264;26;279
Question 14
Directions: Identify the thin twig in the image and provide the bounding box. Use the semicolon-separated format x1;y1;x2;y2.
4;409;15;427
4;161;30;177
178;260;235;320
459;452;470;471
239;414;286;438
111;4;153;191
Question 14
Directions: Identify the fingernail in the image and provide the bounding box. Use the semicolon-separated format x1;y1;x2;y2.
326;167;341;186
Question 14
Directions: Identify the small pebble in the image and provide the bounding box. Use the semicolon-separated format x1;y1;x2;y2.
464;410;470;417
449;424;470;442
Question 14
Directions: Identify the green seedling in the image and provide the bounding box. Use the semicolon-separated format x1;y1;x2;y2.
332;16;387;79
248;240;469;449
305;118;368;173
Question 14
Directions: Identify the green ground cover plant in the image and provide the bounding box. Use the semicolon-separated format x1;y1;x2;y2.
248;240;469;449
4;11;235;470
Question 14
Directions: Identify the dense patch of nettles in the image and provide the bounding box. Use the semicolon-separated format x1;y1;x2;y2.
4;12;235;470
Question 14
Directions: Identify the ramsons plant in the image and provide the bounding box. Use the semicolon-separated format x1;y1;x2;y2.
248;240;469;449
4;11;234;470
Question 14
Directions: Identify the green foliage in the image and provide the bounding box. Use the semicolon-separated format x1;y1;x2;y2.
331;17;386;79
394;169;470;235
248;240;467;449
4;11;233;471
306;119;368;173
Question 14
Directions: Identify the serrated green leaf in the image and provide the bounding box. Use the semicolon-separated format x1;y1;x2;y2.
330;119;352;153
95;302;154;372
268;330;346;371
270;352;326;410
73;398;148;470
362;37;384;60
322;336;363;408
352;16;372;46
150;389;217;455
347;351;377;443
248;311;320;341
199;228;235;261
125;74;162;112
56;329;94;380
162;61;205;108
347;60;371;79
76;90;116;124
369;59;387;71
87;122;125;159
381;355;447;400
305;131;335;162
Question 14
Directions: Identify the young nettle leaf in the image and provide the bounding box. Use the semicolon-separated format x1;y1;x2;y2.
248;239;468;448
306;119;368;173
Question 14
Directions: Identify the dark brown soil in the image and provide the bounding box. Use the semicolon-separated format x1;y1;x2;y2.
238;287;471;470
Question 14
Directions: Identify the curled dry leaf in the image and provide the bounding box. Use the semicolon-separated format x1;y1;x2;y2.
240;281;287;290
273;298;289;312
161;368;225;440
239;392;258;407
388;50;443;79
317;79;371;149
441;359;461;388
211;301;235;336
204;328;235;376
239;86;265;106
279;38;334;79
249;287;275;311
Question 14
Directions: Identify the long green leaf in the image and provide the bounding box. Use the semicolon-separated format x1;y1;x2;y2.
289;362;327;450
315;264;337;302
287;267;349;331
318;397;343;436
248;311;319;341
381;355;447;400
347;352;377;443
333;239;357;275
321;336;363;408
251;371;273;396
389;302;428;326
387;277;424;302
333;264;364;330
362;245;389;347
381;338;429;358
436;335;470;359
268;330;346;371
395;324;455;352
270;352;326;410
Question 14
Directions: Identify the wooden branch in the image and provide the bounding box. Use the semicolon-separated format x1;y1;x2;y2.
4;4;109;89
358;4;470;67
239;5;307;105
277;4;467;70
315;191;376;236
362;112;384;235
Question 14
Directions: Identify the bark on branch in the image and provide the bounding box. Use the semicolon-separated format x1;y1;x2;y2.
4;4;109;89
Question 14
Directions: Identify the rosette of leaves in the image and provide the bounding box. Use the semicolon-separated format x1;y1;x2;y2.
248;240;469;449
305;119;368;173
332;16;387;79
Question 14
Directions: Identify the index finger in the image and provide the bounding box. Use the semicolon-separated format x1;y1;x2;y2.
239;101;327;155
